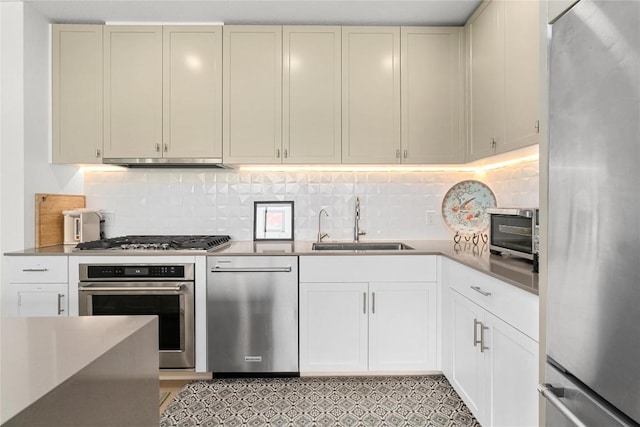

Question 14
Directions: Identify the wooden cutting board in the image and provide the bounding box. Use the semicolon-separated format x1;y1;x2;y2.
35;193;86;248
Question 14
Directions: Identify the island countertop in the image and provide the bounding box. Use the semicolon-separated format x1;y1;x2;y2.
0;315;158;425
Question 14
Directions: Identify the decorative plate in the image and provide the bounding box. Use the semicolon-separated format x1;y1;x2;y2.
442;180;497;234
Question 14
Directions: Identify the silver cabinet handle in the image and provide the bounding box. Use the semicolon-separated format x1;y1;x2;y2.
490;138;497;148
164;144;168;152
57;293;64;315
471;286;491;296
96;148;101;158
395;149;400;159
537;384;589;427
155;143;161;152
535;120;540;133
276;148;281;158
22;268;48;272
79;285;184;292
403;149;408;159
473;318;481;347
480;323;489;352
363;292;367;314
284;149;288;158
372;292;376;314
211;266;292;273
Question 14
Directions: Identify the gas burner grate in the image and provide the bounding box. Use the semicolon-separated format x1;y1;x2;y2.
75;235;231;251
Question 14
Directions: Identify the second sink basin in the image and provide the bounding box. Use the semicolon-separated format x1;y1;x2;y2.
312;242;415;251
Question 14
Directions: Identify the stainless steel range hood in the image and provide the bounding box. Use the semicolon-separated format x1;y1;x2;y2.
102;157;230;168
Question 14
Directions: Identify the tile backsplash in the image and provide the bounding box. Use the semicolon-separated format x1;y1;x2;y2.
84;160;539;241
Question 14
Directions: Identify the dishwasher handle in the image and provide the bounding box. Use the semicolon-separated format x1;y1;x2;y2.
211;266;292;273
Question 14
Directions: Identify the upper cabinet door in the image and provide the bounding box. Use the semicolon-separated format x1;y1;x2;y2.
223;26;283;164
342;27;400;164
467;1;504;161
401;27;463;164
104;26;163;159
163;26;222;159
503;0;540;152
283;26;342;164
52;25;103;164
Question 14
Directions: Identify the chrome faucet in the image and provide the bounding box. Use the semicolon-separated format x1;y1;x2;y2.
354;196;366;242
317;209;329;242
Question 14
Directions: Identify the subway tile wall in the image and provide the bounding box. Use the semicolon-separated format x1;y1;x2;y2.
84;160;539;241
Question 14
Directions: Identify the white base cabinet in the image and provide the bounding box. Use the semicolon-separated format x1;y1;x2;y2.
299;256;438;373
444;258;539;427
4;257;69;317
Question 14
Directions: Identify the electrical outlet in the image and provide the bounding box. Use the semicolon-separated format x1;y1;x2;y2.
426;210;436;225
101;211;115;226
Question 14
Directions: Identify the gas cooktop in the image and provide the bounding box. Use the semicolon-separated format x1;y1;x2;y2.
75;235;231;251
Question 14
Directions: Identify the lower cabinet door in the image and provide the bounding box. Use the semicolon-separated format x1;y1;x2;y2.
484;311;539;427
299;282;368;372
368;282;437;371
450;290;486;422
7;284;67;317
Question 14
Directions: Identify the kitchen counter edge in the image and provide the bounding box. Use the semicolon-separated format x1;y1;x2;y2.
5;240;538;295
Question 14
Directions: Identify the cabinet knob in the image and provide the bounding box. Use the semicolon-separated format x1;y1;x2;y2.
284;149;288;159
276;148;281;159
155;143;161;152
96;148;101;158
403;149;408;159
395;149;400;159
535;120;540;133
164;144;168;153
490;138;497;149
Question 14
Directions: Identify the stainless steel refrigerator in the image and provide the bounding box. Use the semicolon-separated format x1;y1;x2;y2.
541;0;640;426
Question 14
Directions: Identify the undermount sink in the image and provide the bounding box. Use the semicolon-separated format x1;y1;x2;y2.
312;242;415;251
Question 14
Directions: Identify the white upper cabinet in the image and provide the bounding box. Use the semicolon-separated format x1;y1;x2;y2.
283;26;342;164
104;26;163;159
401;27;463;163
52;25;103;164
503;0;540;152
223;26;283;164
163;26;222;159
467;1;504;160
466;0;540;161
104;25;222;160
342;27;401;164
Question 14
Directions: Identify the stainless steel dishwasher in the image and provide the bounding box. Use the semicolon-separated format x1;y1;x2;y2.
207;256;299;376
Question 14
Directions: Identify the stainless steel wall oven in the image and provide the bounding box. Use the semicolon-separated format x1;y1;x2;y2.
78;263;195;369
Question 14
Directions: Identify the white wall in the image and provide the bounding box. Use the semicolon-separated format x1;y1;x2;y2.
84;161;539;241
22;3;83;248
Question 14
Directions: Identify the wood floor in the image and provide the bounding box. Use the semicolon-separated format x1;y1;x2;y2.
159;380;190;415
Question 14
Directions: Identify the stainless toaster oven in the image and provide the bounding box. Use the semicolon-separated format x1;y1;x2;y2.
487;208;539;272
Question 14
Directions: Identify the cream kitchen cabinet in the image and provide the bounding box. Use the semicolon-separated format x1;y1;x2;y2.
299;256;438;373
283;26;342;164
443;258;539;427
104;25;222;160
163;26;223;159
52;25;103;164
223;26;282;164
466;0;540;161
401;27;464;163
342;27;401;164
4;257;69;317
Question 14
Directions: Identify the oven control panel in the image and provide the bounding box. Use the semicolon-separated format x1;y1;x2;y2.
83;264;191;280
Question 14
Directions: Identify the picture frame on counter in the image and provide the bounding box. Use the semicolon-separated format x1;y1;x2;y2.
253;201;294;241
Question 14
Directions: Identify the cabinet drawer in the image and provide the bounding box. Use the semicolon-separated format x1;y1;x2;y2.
300;255;437;283
7;257;68;283
448;261;538;341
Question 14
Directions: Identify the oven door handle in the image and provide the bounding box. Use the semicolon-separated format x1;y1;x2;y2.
78;284;185;292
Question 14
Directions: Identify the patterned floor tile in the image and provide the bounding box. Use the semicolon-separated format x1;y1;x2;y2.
160;375;480;427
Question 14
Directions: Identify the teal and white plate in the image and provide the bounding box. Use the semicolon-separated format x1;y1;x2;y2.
442;180;497;234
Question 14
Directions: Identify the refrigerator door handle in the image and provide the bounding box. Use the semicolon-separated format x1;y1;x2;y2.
538;384;589;427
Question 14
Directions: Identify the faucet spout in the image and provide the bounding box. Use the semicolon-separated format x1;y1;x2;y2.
317;209;329;242
354;197;366;242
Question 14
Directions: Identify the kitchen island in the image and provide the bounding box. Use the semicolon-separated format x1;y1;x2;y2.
0;315;159;426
